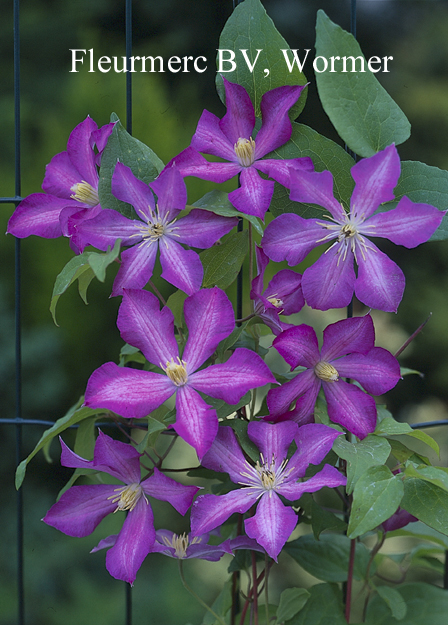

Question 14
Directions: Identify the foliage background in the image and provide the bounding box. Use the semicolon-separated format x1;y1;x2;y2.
1;0;448;623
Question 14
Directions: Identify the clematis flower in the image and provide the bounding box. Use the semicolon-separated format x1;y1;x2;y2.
84;287;276;458
7;116;114;250
73;162;238;296
261;144;445;312
250;245;304;335
168;78;313;219
266;314;401;439
190;421;346;561
42;431;199;585
381;509;417;533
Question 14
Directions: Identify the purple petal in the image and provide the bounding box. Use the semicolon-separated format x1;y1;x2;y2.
321;315;375;362
169;146;241;183
278;464;346;500
84;362;174;419
267;369;319;418
251;245;270;300
159;239;203;295
66;116;99;187
289;168;347;222
111;242;158;297
219;78;255;146
189;348;276;404
59;437;95;470
255;84;306;157
174;385;218;459
91;534;118;553
150;165;186;220
323;379;378;438
335;348;401;395
191;110;237;161
182;288;235;372
112;162;156;220
264;269;304;315
274;382;321;425
247;421;298;468
73;208;140;252
117;289;179;366
92;430;142;483
255;156;314;189
363;196;445;248
141;467;198;514
91;122;115;156
272;324;320;369
228;167;274;219
302;243;356;311
191;489;258;537
106;496;155;584
382;508;417;533
174;209;238;248
42;151;86;198
288;423;343;478
245;492;297;561
354;240;405;313
261;213;324;265
201;425;253;484
43;484;117;536
7;194;79;239
350;144;400;221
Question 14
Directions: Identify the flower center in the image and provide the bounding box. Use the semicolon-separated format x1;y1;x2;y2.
338;223;357;241
234;137;256;167
267;295;284;308
162;532;202;559
133;205;180;248
314;361;339;382
70;181;100;207
163;357;188;386
108;482;147;512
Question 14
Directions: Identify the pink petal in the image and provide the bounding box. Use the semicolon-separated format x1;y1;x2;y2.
350;144;400;221
228;166;274;219
321;314;375;362
174;385;218;459
111;242;158;297
73;208;140;252
191;110;237;161
200;425;251;484
245;492;297;561
219;78;255;146
261;213;324;265
66;116;99;187
323;379;378;438
159;238;203;295
174;209;238;248
191;489;258;537
112;162;156;220
289;168;347;222
264;269;304;315
335;348;401;395
278;464;346;500
42;151;86;199
92;430;142;483
247;421;298;468
7;194;78;239
267;368;319;418
141;467;198;515
272;324;320;370
168;146;241;183
288;423;343;478
150;165;186;220
84;362;174;419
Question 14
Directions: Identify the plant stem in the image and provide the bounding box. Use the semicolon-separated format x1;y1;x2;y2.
345;538;357;623
252;551;258;625
178;560;228;625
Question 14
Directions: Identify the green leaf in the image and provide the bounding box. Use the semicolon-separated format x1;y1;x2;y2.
192;190;263;235
348;466;404;538
401;478;448;535
202;578;233;625
333;435;391;495
393;161;448;242
216;322;248;361
276;588;310;623
285;583;346;625
15;401;105;489
216;0;307;119
375;586;407;621
266;122;355;218
375;414;439;456
404;464;448;494
315;11;410;157
201;230;249;289
87;239;121;282
166;289;188;331
73;416;96;460
284;534;370;582
365;583;448;625
299;493;346;539
222;419;259;463
388;521;448;550
98;117;164;219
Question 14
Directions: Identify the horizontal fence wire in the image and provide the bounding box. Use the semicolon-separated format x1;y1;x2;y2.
3;0;448;623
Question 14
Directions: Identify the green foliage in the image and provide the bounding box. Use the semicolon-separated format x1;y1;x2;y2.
365;583;448;625
285;583;346;625
315;10;410;157
192;190;263;235
333;434;392;495
401;477;448;535
216;0;307;119
276;588;310;623
201;230;249;289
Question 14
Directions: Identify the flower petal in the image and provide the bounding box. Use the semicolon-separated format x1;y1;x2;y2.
191;489;258;537
106;496;155;584
321;314;375;362
42;151;86;199
117;289;179;365
289;168;347;222
85;362;174;419
219;78;255;146
189;348;276;404
335;348;401;395
247;421;298;469
111;242;158;297
200;425;251;484
141;467;198;515
267;368;319;418
261;213;324;265
264;269;304;315
159;238;203;295
354;240;405;312
73;208;140;252
323;379;378;438
174;209;238;248
302;243;356;311
174;385;218;459
228;167;274;219
277;464;346;500
191;110;237;161
7;194;78;239
169;146;241;182
255;157;313;189
150;165;186;220
66;116;99;187
92;430;142;483
245;492;297;561
288;423;343;478
182;287;235;372
350;144;400;221
112;162;156;221
272;324;320;370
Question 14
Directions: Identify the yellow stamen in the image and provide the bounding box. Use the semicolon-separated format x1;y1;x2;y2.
314;361;339;382
70;181;99;207
234;137;256;167
108;482;147;512
267;296;284;308
162;532;202;559
163;357;188;386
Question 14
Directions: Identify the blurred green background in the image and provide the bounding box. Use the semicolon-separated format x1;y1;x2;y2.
2;1;448;623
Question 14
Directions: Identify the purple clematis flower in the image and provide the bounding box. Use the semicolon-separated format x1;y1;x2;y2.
381;508;418;533
168;78;313;220
266;314;401;439
42;431;199;585
190;421;346;561
7;116;114;251
84;287;276;458
73;161;238;296
250;245;304;335
262;144;445;312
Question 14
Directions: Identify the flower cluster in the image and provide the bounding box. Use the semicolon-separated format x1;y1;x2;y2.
9;73;445;590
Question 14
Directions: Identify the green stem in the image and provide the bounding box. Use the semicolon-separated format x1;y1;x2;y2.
345;538;357;623
252;551;258;625
178;560;228;625
264;554;270;625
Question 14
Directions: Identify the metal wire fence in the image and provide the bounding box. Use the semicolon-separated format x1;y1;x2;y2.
3;1;448;624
